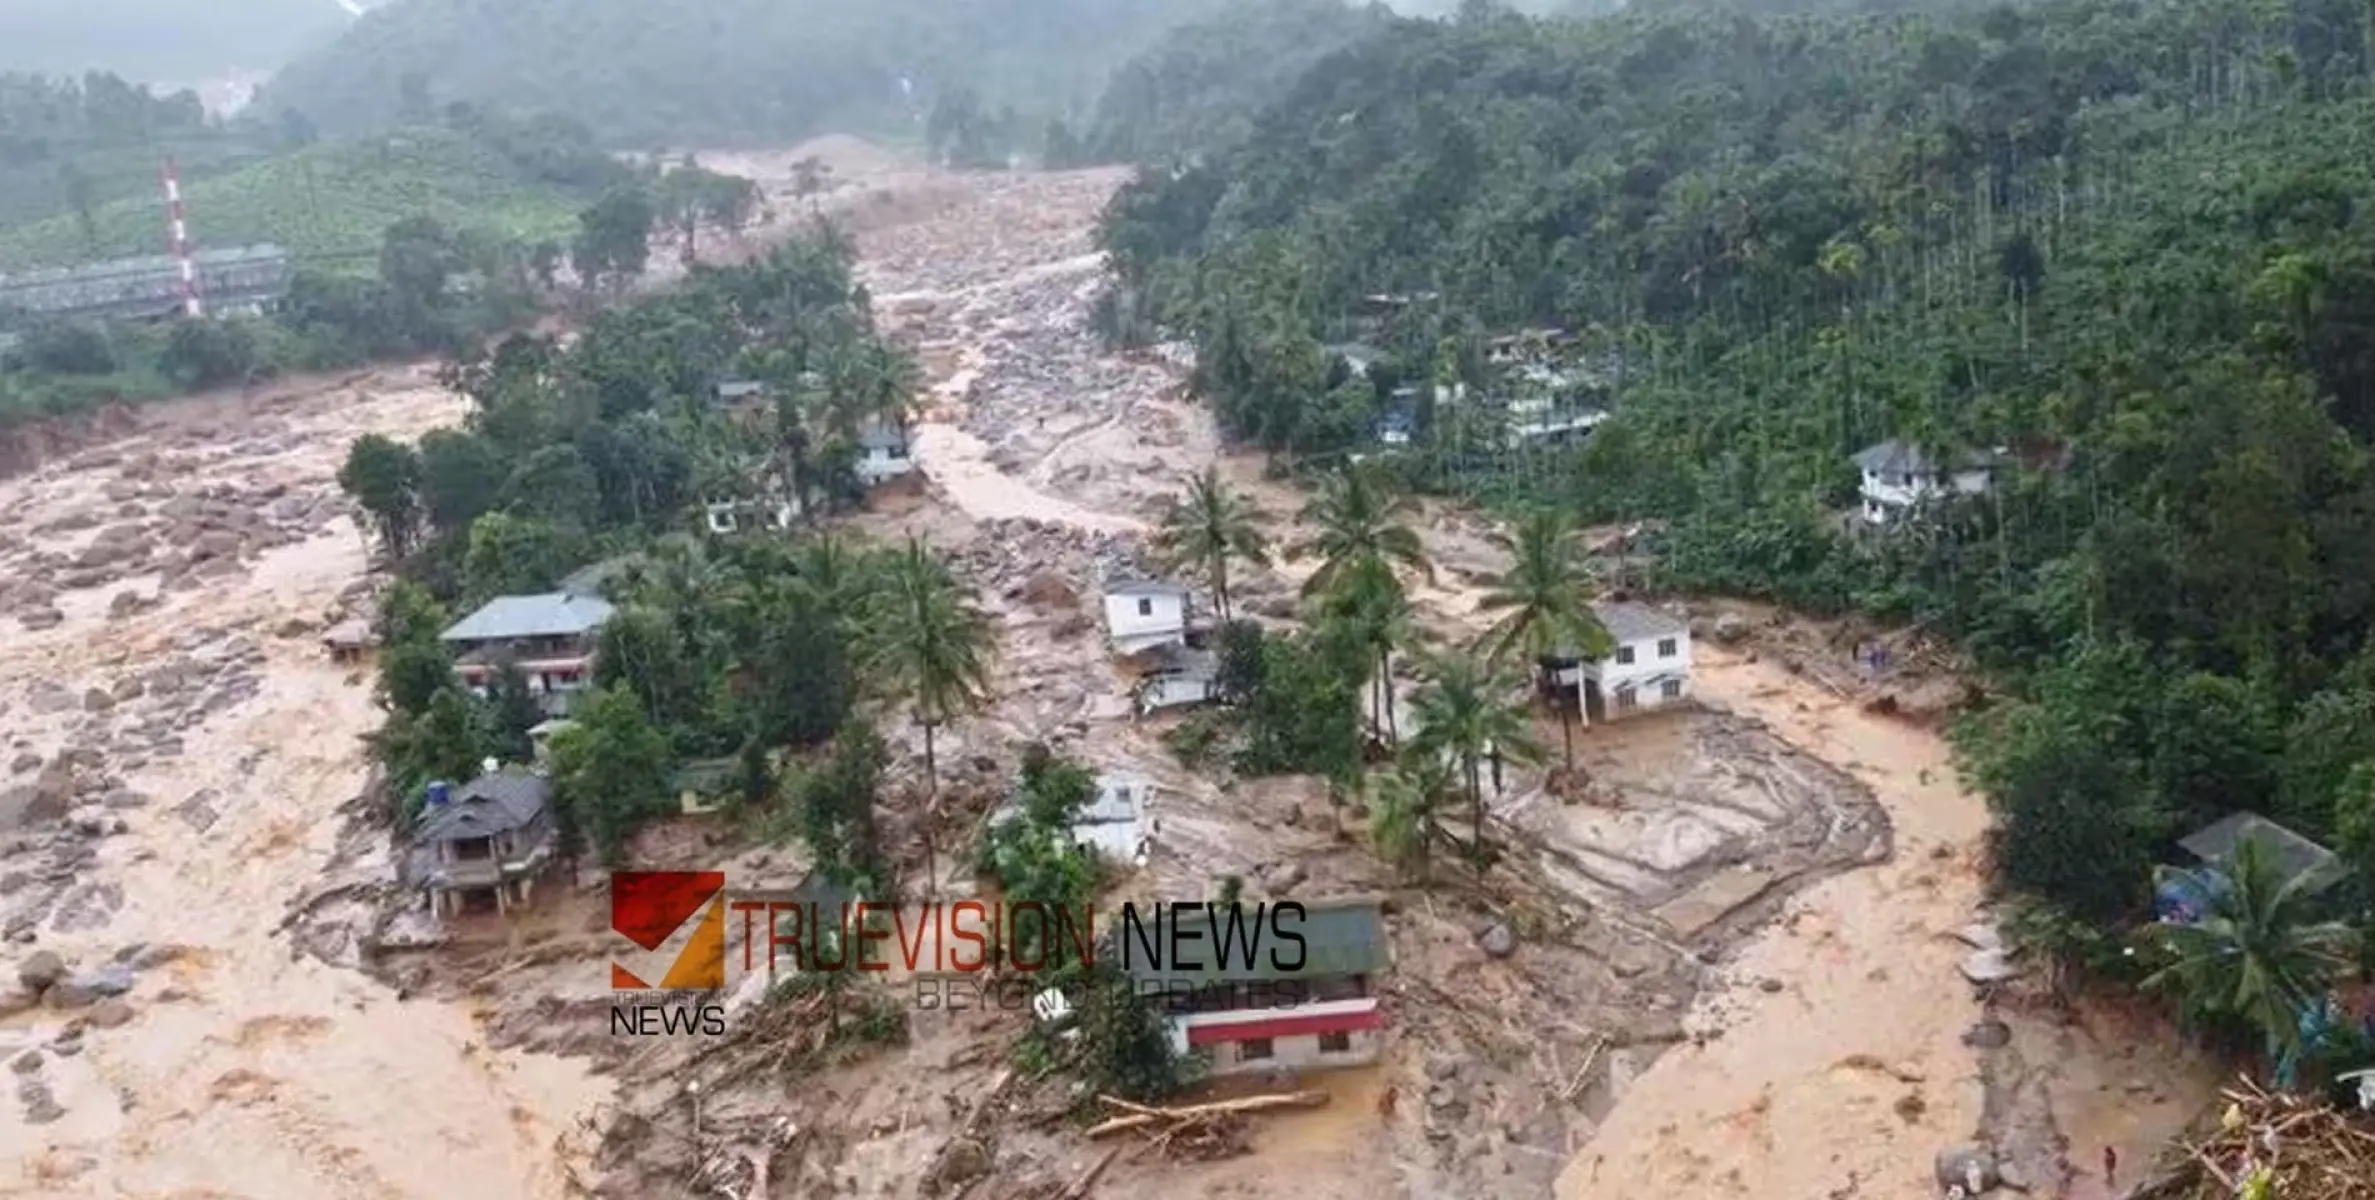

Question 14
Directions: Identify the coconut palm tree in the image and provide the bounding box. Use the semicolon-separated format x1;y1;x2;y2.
1314;554;1415;747
2139;839;2361;1063
862;535;996;897
1366;752;1458;882
1476;508;1612;774
1155;467;1270;623
1405;651;1543;864
1290;462;1433;598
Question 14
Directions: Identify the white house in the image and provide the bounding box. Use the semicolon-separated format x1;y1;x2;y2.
1853;440;2002;524
1103;579;1194;655
1135;643;1219;714
1544;602;1692;723
856;417;916;486
703;495;799;535
991;772;1158;866
1124;897;1391;1079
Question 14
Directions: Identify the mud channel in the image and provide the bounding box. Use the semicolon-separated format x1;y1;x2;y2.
0;140;2217;1200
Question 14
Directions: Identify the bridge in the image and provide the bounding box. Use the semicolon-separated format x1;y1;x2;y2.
0;244;294;328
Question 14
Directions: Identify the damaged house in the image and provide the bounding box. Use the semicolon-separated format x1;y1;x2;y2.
408;767;558;918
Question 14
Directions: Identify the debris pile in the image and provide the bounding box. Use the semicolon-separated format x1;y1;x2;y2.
1085;1091;1330;1160
2133;1080;2375;1200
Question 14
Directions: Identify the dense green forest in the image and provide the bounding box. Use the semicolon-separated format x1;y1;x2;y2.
1079;0;1400;163
0;0;349;83
1098;0;2375;1072
259;0;1235;148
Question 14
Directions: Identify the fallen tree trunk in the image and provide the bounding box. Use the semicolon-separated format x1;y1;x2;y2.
1084;1090;1329;1139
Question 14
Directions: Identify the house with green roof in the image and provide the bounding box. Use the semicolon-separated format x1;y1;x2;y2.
1119;896;1392;1077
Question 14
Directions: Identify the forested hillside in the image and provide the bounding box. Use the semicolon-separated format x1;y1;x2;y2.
1099;0;2375;972
261;0;1232;147
1082;0;1399;163
0;0;349;82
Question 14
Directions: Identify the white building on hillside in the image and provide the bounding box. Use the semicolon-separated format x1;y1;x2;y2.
1543;602;1692;724
1103;579;1194;656
1853;440;2003;524
857;417;915;485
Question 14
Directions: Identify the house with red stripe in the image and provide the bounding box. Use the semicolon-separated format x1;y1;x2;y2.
1128;897;1391;1078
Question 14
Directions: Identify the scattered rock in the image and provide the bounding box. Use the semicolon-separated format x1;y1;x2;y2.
1712;612;1750;643
17;949;65;992
19;1080;64;1124
85;998;135;1029
1958;948;2021;985
1961;1019;2012;1050
19;607;64;632
171;790;221;835
8;754;40;775
8;1051;39;1075
1478;922;1517;959
1934;1145;1998;1195
1257;860;1307;896
0;982;40;1016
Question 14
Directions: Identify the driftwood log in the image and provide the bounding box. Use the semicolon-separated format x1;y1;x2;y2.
1084;1090;1329;1139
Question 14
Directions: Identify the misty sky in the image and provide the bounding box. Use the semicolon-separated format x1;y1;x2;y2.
0;0;362;83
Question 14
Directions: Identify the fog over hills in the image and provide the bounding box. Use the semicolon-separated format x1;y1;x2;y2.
0;0;356;84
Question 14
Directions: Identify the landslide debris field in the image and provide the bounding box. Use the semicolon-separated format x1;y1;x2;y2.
0;144;2217;1200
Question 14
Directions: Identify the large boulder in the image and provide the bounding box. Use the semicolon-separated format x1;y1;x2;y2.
15;951;65;992
1934;1145;1998;1195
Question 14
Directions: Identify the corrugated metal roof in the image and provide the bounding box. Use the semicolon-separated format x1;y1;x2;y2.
2178;811;2336;884
1853;440;2005;475
1595;602;1686;644
441;593;615;643
1106;578;1190;597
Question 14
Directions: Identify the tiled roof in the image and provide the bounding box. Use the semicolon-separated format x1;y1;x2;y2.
415;770;549;842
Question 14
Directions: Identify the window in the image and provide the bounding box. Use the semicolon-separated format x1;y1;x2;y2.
1136;597;1154;617
1615;689;1637;711
1657;638;1677;658
1239;1038;1274;1061
1615;646;1636;665
1661;679;1683;700
1319;1030;1353;1054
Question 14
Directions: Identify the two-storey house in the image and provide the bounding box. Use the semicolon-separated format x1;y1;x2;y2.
1853;440;2003;525
442;590;616;717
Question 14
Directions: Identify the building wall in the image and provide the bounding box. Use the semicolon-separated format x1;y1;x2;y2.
1196;1026;1383;1077
857;445;914;484
1105;591;1187;650
1577;627;1692;721
1860;467;1993;521
1139;674;1214;712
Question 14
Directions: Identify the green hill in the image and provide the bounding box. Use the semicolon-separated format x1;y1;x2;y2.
260;0;1231;147
0;124;607;272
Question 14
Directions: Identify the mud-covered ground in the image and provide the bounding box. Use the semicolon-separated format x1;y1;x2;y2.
0;139;2220;1200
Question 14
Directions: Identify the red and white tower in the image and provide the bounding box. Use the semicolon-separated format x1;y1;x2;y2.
161;159;204;318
